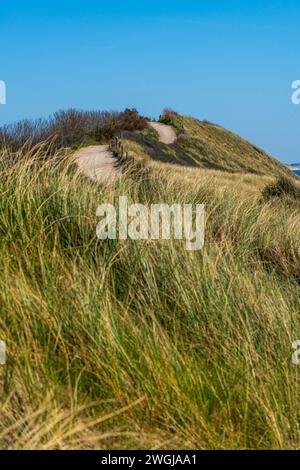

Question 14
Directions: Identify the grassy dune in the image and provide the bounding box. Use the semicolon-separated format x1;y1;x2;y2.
0;131;300;450
123;114;293;178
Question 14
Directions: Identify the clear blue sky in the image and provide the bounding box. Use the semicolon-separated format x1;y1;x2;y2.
0;0;299;162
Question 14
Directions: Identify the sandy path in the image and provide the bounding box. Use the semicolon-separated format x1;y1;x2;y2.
76;145;118;183
149;122;177;144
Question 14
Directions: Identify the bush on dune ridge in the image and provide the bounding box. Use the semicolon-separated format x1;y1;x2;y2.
158;108;184;132
0;146;300;449
0;108;148;154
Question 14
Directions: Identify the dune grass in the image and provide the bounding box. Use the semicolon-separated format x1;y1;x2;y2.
0;144;300;450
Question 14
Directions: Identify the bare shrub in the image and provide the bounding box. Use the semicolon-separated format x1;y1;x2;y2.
0;108;148;155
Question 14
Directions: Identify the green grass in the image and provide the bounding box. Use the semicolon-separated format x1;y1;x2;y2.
0;140;300;449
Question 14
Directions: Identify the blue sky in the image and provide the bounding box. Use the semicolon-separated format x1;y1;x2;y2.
0;0;299;162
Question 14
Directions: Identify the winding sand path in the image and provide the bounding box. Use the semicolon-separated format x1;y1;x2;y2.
149;122;177;144
76;145;118;183
76;122;177;183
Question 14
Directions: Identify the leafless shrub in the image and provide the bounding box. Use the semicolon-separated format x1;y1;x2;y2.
0;108;148;155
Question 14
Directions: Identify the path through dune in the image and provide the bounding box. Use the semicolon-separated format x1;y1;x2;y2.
149;122;177;144
76;145;118;183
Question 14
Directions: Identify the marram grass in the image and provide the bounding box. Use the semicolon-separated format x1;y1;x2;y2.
0;146;300;449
